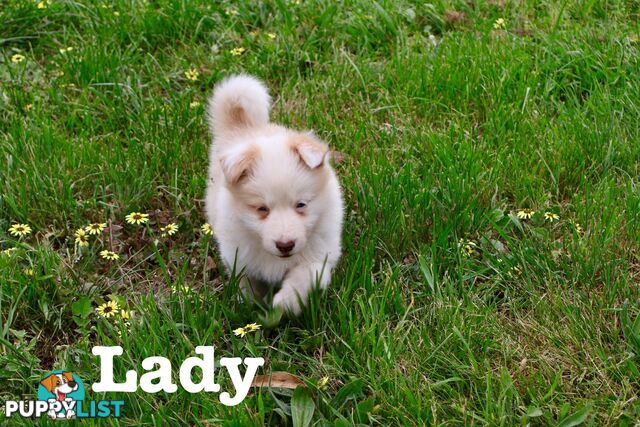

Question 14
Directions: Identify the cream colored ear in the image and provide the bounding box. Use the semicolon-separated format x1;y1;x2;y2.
290;133;329;169
219;145;259;184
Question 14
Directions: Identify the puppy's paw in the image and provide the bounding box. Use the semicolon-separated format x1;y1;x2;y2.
272;287;303;316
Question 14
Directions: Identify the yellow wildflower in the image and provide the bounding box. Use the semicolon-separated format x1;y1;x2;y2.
2;248;17;256
125;212;149;225
99;250;119;260
189;101;201;108
9;223;32;237
11;54;25;63
201;223;213;235
233;327;247;337
493;18;505;30
516;209;535;220
245;322;261;332
85;222;106;235
267;33;276;40
318;376;329;389
160;223;178;237
75;228;89;247
24;268;35;276
544;212;559;222
230;47;246;56
458;238;477;257
184;69;199;81
96;300;119;318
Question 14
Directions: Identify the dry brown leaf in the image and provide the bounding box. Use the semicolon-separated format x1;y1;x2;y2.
251;372;306;389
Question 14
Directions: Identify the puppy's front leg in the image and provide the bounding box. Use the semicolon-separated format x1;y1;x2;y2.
273;262;332;315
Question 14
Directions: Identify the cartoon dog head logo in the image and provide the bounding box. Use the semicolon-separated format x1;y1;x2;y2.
37;370;85;419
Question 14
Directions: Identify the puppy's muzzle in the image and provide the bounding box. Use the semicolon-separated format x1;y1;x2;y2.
275;240;295;256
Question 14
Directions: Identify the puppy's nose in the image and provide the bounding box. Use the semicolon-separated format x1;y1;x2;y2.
68;381;77;388
275;240;295;254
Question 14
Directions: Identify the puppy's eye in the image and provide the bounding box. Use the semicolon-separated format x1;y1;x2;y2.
256;206;269;216
295;202;307;209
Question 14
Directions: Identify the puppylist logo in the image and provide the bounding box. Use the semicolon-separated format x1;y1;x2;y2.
4;370;124;420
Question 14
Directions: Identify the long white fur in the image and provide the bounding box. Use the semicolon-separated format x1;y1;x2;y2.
205;75;343;315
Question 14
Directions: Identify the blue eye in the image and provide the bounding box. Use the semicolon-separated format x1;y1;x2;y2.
296;202;307;209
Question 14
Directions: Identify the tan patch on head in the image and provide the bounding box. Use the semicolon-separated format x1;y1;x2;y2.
62;372;74;382
288;133;329;169
40;374;59;392
220;145;260;185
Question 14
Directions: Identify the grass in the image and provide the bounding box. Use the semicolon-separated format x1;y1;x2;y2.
1;0;639;425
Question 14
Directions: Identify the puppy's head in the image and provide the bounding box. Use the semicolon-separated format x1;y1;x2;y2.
220;131;331;258
40;372;78;397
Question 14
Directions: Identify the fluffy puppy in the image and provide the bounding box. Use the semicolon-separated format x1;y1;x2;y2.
205;75;343;315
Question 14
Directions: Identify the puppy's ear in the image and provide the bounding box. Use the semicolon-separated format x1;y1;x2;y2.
62;372;74;382
219;145;259;185
290;133;329;169
40;375;57;392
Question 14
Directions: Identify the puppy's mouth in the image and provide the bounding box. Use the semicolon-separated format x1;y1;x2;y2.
57;391;66;401
278;254;292;258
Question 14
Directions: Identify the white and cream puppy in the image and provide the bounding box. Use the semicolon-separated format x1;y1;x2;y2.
205;75;343;315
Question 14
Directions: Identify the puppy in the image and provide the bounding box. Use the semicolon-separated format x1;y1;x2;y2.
205;75;343;315
40;372;78;419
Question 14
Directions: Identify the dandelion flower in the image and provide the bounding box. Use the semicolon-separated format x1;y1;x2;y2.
96;300;119;318
99;250;119;261
11;54;26;63
37;1;47;9
245;322;261;332
544;212;559;222
201;223;213;235
75;228;90;247
9;223;32;237
24;268;35;276
161;223;178;237
458;238;477;257
516;209;535;220
230;47;246;56
189;101;201;108
125;212;149;225
233;327;247;337
493;18;505;30
267;33;276;40
318;376;329;388
85;222;106;235
184;69;199;81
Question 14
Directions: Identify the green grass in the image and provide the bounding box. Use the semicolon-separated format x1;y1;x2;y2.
1;0;639;425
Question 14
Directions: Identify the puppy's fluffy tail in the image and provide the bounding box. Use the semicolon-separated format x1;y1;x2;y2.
207;75;271;137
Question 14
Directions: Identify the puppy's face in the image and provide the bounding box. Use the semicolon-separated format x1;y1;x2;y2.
220;132;330;258
40;372;78;399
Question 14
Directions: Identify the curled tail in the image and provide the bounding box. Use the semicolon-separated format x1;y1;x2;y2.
207;75;271;136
